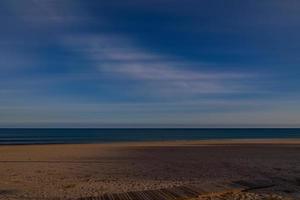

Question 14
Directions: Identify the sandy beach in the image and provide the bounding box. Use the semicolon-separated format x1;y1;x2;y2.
1;139;300;200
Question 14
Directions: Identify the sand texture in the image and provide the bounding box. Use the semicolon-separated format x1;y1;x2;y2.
0;139;300;199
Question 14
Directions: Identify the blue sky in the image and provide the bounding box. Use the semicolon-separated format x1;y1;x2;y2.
0;0;300;127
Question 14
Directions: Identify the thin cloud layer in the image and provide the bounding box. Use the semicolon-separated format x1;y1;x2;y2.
65;34;254;95
0;0;300;127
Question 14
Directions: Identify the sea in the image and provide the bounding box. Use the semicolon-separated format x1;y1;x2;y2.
0;128;300;145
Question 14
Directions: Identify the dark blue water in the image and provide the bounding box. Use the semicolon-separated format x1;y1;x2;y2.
0;128;300;145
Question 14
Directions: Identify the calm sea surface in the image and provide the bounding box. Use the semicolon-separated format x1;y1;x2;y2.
0;128;300;145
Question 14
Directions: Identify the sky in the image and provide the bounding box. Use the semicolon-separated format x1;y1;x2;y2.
0;0;300;128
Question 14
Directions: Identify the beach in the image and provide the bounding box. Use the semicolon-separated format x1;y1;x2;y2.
1;139;300;199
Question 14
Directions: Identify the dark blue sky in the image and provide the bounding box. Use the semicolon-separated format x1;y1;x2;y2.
1;0;300;127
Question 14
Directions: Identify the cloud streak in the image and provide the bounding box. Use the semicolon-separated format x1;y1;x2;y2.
3;0;259;97
65;34;255;96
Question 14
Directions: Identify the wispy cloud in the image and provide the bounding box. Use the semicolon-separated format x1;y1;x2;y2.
65;34;255;96
3;0;258;97
4;0;84;26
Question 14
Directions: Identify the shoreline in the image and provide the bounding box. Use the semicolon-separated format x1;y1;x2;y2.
1;138;300;147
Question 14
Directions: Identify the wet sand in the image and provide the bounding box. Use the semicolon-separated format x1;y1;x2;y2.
1;139;300;199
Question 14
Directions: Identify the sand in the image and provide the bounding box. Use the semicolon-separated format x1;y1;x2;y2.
0;139;300;199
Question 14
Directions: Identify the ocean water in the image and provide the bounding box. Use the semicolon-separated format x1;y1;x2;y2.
0;128;300;145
